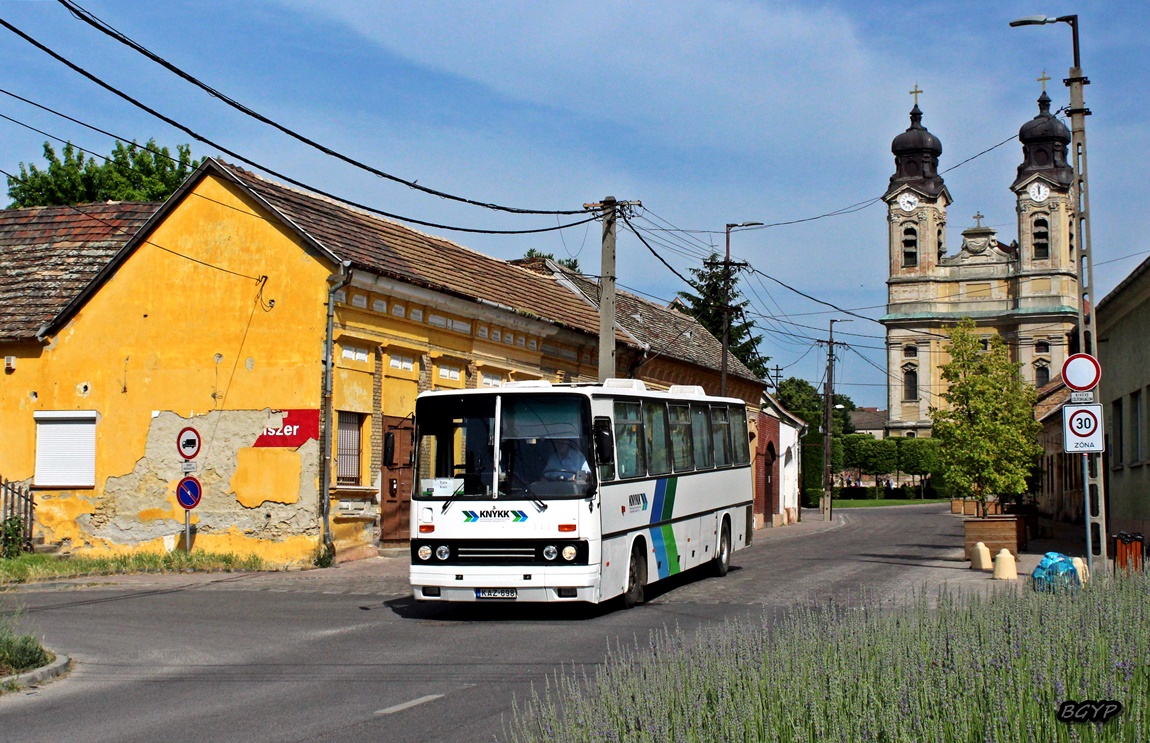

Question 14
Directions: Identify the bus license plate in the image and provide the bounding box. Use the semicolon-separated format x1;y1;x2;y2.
476;588;517;599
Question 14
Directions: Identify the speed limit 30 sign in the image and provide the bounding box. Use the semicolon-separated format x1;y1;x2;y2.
1063;404;1105;453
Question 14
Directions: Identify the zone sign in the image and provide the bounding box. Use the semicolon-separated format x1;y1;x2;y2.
1063;404;1105;453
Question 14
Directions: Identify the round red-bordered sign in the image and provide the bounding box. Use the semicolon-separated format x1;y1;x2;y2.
177;427;201;459
1061;353;1101;392
176;476;202;510
1067;408;1099;438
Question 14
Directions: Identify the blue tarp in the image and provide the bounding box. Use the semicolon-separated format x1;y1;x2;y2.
1031;551;1081;593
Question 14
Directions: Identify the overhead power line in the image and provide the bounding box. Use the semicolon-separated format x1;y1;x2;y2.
55;0;586;217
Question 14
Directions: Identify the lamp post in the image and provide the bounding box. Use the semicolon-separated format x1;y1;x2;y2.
822;319;851;521
1010;14;1108;572
721;222;762;396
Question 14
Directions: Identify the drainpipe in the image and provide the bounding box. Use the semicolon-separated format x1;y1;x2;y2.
320;260;353;549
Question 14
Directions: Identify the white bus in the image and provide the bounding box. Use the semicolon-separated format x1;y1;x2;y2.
409;378;754;607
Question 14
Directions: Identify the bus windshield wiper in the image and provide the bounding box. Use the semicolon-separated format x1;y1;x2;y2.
531;499;548;513
440;481;467;514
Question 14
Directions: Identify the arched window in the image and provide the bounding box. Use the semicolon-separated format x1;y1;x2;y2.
902;225;918;267
903;368;919;401
1035;340;1050;355
903;345;917;358
1035;365;1050;387
1067;218;1074;257
1032;216;1050;259
906;432;916;439
937;226;945;255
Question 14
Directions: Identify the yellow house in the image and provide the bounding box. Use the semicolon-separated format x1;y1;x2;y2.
0;159;764;565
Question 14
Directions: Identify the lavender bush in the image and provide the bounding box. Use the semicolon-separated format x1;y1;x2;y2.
508;573;1149;742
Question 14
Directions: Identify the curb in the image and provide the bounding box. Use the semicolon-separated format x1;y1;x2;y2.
2;652;72;690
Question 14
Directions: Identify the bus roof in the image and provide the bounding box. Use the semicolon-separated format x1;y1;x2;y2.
415;378;746;405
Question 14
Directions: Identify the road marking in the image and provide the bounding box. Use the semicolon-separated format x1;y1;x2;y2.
374;694;444;716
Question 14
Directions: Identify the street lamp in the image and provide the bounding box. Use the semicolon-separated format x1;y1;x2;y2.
822;318;851;521
721;222;762;396
1010;14;1107;571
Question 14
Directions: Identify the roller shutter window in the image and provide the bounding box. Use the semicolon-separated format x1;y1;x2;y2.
34;411;97;487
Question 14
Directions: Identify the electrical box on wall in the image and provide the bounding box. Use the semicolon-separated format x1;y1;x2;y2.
4;356;14;371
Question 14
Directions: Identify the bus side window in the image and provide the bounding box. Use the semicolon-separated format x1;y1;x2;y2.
711;407;731;467
614;401;645;479
644;401;671;476
729;406;750;465
669;404;694;471
691;404;713;469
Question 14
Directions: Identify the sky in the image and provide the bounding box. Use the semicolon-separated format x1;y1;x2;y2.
1;0;1146;408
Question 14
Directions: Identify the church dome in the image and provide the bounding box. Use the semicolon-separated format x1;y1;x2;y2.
892;104;943;158
1019;91;1071;146
1013;91;1073;190
887;104;946;199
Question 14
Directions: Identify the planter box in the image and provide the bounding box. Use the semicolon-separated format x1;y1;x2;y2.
951;499;964;514
964;516;1023;560
958;499;1002;516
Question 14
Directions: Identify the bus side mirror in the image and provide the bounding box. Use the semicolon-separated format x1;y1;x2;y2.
594;419;614;465
384;432;396;468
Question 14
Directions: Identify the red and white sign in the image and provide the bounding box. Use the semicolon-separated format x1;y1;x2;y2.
177;427;201;459
1061;353;1102;392
254;409;320;448
1063;404;1105;453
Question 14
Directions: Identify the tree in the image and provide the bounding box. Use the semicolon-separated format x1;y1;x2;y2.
929;318;1041;517
522;247;580;273
844;434;897;491
675;254;769;378
897;437;941;496
7;139;201;208
775;377;855;435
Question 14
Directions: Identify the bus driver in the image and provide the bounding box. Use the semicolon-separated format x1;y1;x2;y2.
543;439;591;482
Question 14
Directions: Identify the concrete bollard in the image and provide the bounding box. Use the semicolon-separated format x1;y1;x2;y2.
1072;557;1090;585
992;549;1017;580
971;541;993;571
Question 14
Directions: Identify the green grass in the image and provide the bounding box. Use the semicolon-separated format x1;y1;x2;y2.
0;620;52;678
833;498;950;508
0;550;264;586
507;572;1150;742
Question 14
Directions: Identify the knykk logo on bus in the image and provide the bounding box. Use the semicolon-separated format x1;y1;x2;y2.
462;510;528;523
627;493;649;513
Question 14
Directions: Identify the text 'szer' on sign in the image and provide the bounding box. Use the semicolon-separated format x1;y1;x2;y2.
177;426;201;459
1063;404;1105;453
254;409;320;448
176;476;202;510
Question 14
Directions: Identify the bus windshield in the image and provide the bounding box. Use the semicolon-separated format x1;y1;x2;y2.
414;393;594;500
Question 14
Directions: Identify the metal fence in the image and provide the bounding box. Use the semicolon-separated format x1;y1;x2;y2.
1;476;35;553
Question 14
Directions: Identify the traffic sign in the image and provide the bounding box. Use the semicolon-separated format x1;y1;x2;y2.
1063;404;1105;453
177;427;201;459
176;476;202;509
1061;354;1102;392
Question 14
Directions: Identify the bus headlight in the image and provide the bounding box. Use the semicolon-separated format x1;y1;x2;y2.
435;545;451;561
542;545;558;561
561;545;577;561
417;545;432;561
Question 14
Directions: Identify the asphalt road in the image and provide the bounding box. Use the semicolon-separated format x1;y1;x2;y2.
1;504;985;743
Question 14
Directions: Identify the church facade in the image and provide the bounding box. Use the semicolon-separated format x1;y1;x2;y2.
881;90;1080;437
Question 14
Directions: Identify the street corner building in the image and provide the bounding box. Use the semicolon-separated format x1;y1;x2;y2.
0;159;768;565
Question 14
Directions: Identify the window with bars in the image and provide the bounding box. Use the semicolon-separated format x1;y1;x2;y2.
337;411;364;486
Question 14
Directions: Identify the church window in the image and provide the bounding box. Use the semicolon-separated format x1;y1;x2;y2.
1035;365;1050;387
1067;218;1074;257
1035;340;1050;355
1032;216;1050;259
903;345;917;358
937;227;944;255
903;368;918;401
901;225;918;268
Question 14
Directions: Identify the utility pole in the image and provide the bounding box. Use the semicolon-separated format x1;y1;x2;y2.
708;221;760;396
1010;14;1108;573
819;319;850;521
584;196;641;382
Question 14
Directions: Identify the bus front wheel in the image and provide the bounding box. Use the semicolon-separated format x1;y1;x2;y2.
622;544;646;609
713;520;731;577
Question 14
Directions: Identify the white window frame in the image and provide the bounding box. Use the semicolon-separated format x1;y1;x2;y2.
34;411;98;487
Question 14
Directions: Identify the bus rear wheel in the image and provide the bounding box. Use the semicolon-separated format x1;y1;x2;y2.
622;544;646;609
713;520;731;577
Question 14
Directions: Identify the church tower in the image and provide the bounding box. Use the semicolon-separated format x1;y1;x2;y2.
881;84;1080;437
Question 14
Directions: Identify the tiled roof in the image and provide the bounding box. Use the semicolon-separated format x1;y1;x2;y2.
1035;374;1071;423
216;161;760;381
850;406;888;431
0;202;158;342
215;161;612;341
